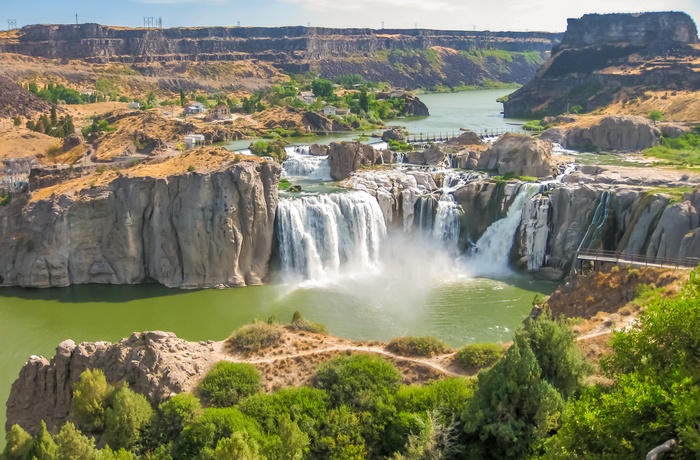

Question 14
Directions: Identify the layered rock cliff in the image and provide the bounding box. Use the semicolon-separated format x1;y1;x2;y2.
0;24;561;90
0;150;280;288
540;115;661;151
503;12;700;118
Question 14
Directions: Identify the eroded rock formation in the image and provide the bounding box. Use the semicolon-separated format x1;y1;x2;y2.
327;141;382;181
0;155;280;288
477;134;559;178
540;115;661;151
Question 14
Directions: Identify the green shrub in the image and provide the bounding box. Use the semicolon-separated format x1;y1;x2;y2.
176;407;264;458
54;422;98;459
151;393;202;443
289;311;328;334
279;178;292;191
522;120;545;132
187;165;196;172
455;343;503;369
386;336;451;357
228;322;282;353
315;354;401;410
199;362;262;407
2;424;32;459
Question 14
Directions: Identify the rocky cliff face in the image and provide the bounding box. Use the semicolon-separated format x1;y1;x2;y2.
540;116;661;151
0;155;280;288
503;12;700;117
6;331;216;434
477;134;559;178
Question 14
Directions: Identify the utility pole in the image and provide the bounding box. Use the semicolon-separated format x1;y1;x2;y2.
381;21;384;29
8;19;17;30
156;17;162;29
75;14;78;25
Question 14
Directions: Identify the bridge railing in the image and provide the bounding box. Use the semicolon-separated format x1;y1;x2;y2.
577;248;700;269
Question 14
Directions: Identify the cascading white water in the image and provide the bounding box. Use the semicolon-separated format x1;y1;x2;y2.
469;184;539;273
276;191;387;281
281;152;331;180
433;193;461;252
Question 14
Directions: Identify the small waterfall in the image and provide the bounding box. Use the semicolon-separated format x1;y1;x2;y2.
577;191;612;252
276;191;387;281
433;193;461;252
415;195;437;234
281;152;331;180
395;152;408;163
470;184;539;270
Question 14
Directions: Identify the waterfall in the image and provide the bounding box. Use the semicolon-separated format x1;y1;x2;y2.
276;191;387;281
395;152;408;163
469;184;539;272
433;193;461;252
415;195;437;234
577;191;612;252
281;152;331;180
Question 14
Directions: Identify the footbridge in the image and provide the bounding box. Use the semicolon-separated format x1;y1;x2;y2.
576;249;700;271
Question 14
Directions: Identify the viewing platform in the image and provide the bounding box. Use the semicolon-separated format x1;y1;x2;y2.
576;248;700;271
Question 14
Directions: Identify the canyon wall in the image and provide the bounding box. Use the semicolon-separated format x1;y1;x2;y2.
0;160;280;288
503;12;700;117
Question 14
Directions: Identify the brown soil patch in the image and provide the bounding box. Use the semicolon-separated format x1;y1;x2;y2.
602;89;700;122
29;147;259;202
546;266;685;320
0;129;61;161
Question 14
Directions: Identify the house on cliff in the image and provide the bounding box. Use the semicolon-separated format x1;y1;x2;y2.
184;102;206;115
207;104;231;121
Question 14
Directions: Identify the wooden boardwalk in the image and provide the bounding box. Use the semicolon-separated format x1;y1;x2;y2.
577;249;700;270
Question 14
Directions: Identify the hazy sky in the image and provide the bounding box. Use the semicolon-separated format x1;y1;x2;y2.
2;0;699;32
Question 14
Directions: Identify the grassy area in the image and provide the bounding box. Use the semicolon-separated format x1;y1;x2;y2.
521;120;545;132
644;186;694;203
643;133;700;166
492;172;538;182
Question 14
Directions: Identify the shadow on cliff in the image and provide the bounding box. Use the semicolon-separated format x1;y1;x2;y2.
0;283;187;304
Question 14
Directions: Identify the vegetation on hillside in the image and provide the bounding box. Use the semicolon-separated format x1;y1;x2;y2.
5;267;700;459
644;130;700;166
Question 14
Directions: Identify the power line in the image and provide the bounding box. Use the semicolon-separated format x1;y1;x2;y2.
8;19;17;30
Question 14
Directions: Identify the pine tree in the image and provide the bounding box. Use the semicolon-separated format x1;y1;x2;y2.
27;421;58;460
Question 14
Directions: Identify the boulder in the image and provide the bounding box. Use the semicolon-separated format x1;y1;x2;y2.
403;95;430;117
660;124;691;139
557;116;661;152
448;130;482;146
327;141;382;181
309;143;329;156
405;145;447;166
382;128;406;142
478;134;558;178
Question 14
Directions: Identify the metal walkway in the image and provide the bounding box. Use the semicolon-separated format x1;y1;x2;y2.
577;249;700;270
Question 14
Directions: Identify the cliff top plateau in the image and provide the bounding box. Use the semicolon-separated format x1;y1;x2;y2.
503;11;700;120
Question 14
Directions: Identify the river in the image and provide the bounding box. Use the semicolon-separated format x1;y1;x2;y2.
0;88;557;437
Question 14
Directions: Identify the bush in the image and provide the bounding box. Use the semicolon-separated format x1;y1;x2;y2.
151;393;202;443
315;354;401;410
289;311;328;335
228;322;282;353
454;343;503;369
198;362;262;408
279;178;292;191
176;407;264;458
386;336;451;357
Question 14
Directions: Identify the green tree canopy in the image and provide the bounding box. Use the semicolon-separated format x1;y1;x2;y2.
311;79;335;98
104;386;154;450
198;362;262;408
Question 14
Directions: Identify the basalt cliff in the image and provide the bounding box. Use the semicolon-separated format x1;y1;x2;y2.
503;12;700;118
0;150;280;288
0;24;562;90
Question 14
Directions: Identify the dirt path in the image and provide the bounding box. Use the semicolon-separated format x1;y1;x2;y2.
216;343;464;377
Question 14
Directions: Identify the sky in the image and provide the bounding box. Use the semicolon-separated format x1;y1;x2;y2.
1;0;699;32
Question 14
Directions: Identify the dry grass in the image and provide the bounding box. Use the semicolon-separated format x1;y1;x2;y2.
0;129;64;161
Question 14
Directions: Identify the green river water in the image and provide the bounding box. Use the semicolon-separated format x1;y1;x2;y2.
0;88;559;437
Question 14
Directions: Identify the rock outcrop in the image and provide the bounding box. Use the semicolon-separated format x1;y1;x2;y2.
403;95;430;117
477;134;558;178
327;142;382;181
406;145;447;166
503;12;700;118
0;153;280;288
6;332;217;434
541;116;661;151
0;75;51;118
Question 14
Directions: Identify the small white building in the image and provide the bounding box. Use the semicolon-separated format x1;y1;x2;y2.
184;134;206;150
298;91;317;105
184;102;206;115
322;106;337;116
336;108;350;116
128;101;141;110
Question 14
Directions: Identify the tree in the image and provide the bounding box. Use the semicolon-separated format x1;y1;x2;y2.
359;89;369;113
462;342;564;459
311;79;335;98
198;362;262;408
214;431;262;460
54;422;98;460
2;424;32;460
179;89;186;107
71;369;112;432
50;106;58;126
648;110;664;124
271;416;309;460
27;421;58;460
64;115;75;136
13;116;21;129
151;393;202;443
514;313;591;399
104;386;154;450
